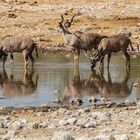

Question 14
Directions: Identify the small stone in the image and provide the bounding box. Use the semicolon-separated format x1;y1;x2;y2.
67;118;77;125
114;134;130;140
77;136;93;140
84;122;96;128
5;130;16;139
136;132;140;139
88;97;98;103
39;121;49;128
95;135;115;140
58;108;67;114
83;108;90;113
8;13;17;18
0;121;4;128
59;120;68;126
74;98;83;106
52;131;75;140
37;112;45;116
137;119;140;127
32;122;39;129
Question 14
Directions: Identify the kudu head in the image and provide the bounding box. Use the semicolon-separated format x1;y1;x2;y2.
57;14;76;34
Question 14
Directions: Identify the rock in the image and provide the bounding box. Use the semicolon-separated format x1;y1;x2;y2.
10;119;27;130
52;131;75;140
11;121;23;130
137;119;140;127
8;13;17;18
4;116;11;122
83;108;90;113
39;121;49;128
37;112;45;116
32;122;39;129
77;136;93;140
137;23;140;27
3;116;12;127
70;98;82;106
88;97;98;103
133;80;140;88
4;130;16;140
84;121;96;128
58;108;67;114
132;35;139;39
67;118;77;125
95;135;115;140
59;120;68;126
114;134;130;140
136;132;140;139
74;98;83;106
0;121;4;128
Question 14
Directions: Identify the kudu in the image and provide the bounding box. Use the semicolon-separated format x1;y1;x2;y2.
58;15;106;68
0;68;38;98
0;36;39;68
90;34;134;69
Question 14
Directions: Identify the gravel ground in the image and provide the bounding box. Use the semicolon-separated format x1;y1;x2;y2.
0;102;139;140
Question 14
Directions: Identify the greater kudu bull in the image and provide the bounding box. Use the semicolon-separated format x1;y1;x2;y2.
58;15;106;69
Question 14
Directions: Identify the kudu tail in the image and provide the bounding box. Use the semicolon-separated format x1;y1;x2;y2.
34;43;39;58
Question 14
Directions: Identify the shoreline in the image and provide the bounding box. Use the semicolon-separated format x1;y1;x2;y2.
0;101;139;140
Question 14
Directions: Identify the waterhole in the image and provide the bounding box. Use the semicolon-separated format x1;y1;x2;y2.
0;53;140;107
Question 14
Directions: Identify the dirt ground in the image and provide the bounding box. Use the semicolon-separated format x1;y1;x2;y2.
0;0;140;50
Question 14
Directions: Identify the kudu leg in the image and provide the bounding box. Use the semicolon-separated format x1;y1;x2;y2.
28;54;34;68
2;54;8;68
73;49;80;81
9;53;14;67
124;52;130;68
23;52;29;69
98;55;104;70
107;53;111;70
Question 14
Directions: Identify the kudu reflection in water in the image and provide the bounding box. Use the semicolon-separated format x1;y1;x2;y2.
0;68;38;98
92;69;133;99
61;65;132;103
61;64;99;103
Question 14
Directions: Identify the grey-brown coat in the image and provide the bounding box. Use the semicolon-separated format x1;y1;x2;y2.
0;36;39;68
91;34;134;69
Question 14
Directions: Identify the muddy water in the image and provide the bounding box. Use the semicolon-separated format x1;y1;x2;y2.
0;53;140;107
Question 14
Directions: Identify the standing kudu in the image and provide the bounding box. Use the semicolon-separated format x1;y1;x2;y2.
90;34;134;70
0;36;39;68
58;15;106;70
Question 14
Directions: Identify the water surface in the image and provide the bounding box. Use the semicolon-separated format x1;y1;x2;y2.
0;53;140;107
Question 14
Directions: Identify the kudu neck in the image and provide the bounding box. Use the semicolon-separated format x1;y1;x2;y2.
61;24;72;35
